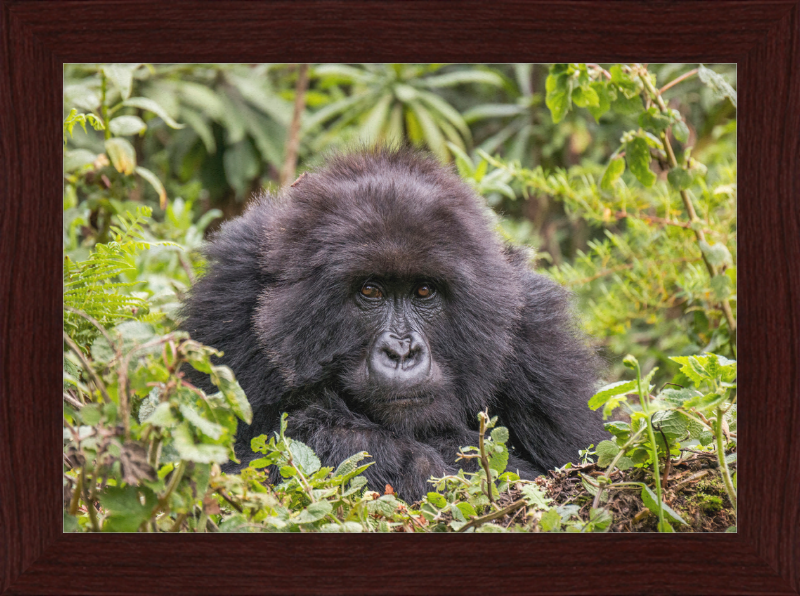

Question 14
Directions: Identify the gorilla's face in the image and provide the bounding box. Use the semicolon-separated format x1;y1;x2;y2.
341;276;447;426
252;150;525;434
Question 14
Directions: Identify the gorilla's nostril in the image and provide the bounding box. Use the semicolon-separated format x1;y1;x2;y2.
369;331;432;386
382;347;401;364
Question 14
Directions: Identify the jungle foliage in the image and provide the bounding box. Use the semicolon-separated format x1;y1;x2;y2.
63;63;736;532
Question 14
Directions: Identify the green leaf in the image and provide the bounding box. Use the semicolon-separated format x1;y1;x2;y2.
172;423;228;463
223;139;259;196
595;440;620;468
587;81;611;121
638;107;671;133
545;66;572;123
588;507;613;531
711;274;733;300
109;115;147;136
80;404;102;426
490;426;509;445
122;97;185;129
588;380;637;410
684;392;727;411
625;136;656;187
651;411;688;440
539;508;562;531
611;93;642;115
135;166;167;210
658;519;675;532
520;484;551;509
426;492;447;509
103;64;138;100
289;439;321;475
672;120;690;143
698;65;737;107
572;85;599;108
699;240;733;268
604;421;630;437
295;501;333;524
616;456;634;471
279;465;297;478
670;356;709;386
248;457;273;469
179;404;224;440
320;521;363;533
641;484;688;526
359;92;393;142
64;149;98;172
610;65;638;98
659;387;702;407
667;166;693;191
99;485;157;532
455;502;477;519
488;443;509;473
333;451;370;478
143;403;176;428
600;156;625;190
105;137;137;175
424;70;504;88
209;365;252;424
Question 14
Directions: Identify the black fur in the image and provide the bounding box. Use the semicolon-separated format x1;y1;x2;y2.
181;147;604;501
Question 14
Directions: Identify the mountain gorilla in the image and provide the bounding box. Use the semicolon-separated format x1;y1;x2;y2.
182;147;604;501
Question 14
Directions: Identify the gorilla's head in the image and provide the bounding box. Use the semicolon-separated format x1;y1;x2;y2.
251;148;525;434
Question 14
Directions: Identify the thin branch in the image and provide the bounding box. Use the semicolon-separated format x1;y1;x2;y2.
586;63;612;80
614;210;713;234
457;498;527;533
659;68;699;95
280;64;310;187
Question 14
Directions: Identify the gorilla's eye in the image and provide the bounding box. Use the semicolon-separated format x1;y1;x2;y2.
415;284;434;298
361;283;383;299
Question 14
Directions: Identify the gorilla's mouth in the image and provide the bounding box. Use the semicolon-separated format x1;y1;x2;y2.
385;394;434;408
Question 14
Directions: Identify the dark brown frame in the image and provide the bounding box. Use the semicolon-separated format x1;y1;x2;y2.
2;1;798;594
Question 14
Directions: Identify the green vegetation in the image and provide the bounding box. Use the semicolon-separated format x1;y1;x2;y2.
63;63;736;532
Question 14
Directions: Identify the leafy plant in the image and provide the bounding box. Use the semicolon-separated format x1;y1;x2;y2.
478;63;736;386
587;352;736;532
304;64;504;160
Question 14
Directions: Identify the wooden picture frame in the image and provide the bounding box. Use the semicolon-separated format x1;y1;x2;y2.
1;1;798;593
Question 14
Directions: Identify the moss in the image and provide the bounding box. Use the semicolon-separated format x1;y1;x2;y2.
696;494;724;513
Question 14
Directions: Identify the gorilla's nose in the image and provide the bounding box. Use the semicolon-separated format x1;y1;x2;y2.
368;331;431;387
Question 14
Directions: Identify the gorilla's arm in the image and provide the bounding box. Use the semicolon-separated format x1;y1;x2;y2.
284;397;452;502
495;270;606;472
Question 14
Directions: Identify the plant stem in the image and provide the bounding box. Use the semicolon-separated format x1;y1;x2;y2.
151;459;187;523
634;362;666;531
643;415;667;531
658;68;698;95
477;412;495;504
591;426;646;509
280;63;310;186
714;408;737;512
457;498;525;533
100;70;110;140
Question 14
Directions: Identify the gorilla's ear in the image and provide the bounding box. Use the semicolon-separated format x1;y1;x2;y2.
502;243;537;270
494;271;605;471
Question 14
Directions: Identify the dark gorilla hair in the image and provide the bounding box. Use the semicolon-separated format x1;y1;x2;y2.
182;147;605;501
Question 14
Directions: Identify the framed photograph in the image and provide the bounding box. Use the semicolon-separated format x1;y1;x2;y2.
2;2;798;594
